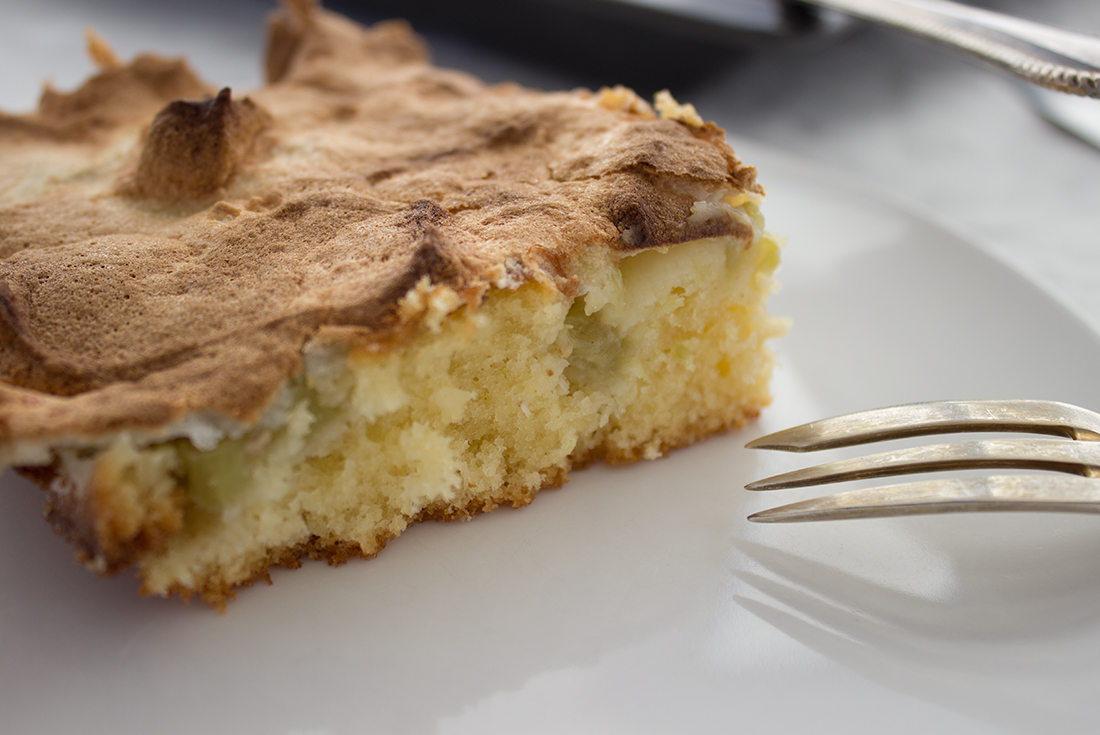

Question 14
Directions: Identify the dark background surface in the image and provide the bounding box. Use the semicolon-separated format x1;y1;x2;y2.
326;0;845;95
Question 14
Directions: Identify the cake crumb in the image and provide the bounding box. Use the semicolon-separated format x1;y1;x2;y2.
654;90;704;128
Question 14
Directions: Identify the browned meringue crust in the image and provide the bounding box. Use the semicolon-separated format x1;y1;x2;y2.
0;0;759;451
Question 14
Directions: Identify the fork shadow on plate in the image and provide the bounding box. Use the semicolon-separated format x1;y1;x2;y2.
732;516;1100;732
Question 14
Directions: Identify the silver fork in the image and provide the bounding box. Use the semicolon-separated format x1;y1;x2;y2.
805;0;1100;98
745;399;1100;522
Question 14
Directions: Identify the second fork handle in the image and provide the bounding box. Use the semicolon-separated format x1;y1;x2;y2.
803;0;1100;97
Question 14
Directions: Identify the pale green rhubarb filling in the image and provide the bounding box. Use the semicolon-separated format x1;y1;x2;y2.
49;194;785;594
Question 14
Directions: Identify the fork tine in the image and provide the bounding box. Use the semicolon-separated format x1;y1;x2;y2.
746;437;1100;491
746;399;1100;452
748;475;1100;523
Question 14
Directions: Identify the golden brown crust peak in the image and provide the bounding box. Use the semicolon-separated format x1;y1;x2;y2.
119;88;273;202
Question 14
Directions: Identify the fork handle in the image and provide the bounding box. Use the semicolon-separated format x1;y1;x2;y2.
805;0;1100;97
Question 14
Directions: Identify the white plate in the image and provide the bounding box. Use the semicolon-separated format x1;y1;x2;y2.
5;147;1100;735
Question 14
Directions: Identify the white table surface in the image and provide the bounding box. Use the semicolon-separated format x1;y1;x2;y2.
3;1;1100;733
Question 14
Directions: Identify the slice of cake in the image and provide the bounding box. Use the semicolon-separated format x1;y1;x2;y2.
0;0;785;606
